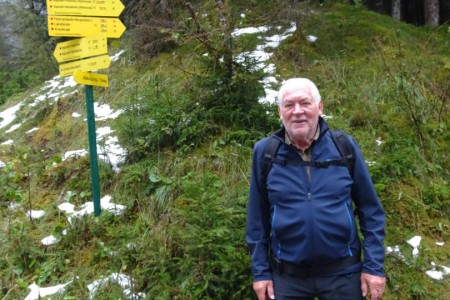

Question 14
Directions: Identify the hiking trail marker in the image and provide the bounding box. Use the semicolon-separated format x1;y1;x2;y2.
47;0;125;17
47;0;126;216
59;54;111;77
74;71;109;87
53;36;107;63
48;16;126;38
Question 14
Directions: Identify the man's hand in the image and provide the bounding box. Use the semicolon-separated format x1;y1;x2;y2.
361;273;386;300
253;280;275;300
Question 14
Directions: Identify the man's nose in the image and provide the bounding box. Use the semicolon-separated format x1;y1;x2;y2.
293;103;304;114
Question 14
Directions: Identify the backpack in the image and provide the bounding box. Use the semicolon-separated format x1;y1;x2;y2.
262;130;355;181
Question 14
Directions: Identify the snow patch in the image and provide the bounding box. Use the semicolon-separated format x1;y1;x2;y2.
26;127;39;134
41;235;60;246
0;101;23;129
63;149;88;161
407;236;422;258
25;281;72;300
26;210;45;220
87;273;145;300
5;123;21;133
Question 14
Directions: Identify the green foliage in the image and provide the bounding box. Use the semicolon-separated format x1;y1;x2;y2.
191;57;273;130
122;0;187;61
0;221;36;277
115;72;217;161
0;2;57;104
0;71;31;105
109;143;253;299
422;179;450;216
0;161;24;205
135;170;253;299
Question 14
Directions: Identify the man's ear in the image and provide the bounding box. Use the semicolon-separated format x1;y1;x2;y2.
278;106;282;119
318;100;324;115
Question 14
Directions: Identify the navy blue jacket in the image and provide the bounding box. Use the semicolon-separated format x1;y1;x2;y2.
246;118;385;282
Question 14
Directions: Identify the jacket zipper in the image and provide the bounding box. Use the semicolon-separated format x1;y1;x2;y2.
345;203;354;256
271;205;281;256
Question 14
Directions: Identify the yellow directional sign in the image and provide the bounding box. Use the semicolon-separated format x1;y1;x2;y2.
53;36;107;63
74;71;108;87
48;16;126;38
47;0;124;17
59;54;111;77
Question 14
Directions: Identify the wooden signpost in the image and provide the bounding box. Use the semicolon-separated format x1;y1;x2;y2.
47;0;125;216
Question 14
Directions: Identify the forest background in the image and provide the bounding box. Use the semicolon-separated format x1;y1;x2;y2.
0;0;449;299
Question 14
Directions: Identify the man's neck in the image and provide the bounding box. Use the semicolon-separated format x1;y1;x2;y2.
294;139;313;152
286;123;320;152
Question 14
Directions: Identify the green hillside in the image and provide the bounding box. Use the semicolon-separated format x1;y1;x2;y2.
0;1;449;299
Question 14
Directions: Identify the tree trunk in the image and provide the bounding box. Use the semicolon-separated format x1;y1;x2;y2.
392;0;401;20
216;0;233;81
424;0;439;26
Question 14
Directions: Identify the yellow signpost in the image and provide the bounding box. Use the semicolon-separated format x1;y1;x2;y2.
53;36;107;63
48;16;126;38
74;71;108;87
59;54;111;77
48;0;125;216
47;0;124;17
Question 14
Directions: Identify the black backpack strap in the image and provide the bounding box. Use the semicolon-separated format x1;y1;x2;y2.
263;135;350;178
281;160;347;167
330;130;355;179
262;137;282;181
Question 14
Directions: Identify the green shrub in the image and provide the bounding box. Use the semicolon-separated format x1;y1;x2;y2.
143;171;252;299
116;73;218;162
0;161;24;205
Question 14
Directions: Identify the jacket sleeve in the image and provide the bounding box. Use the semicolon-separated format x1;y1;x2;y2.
350;137;386;277
246;139;272;282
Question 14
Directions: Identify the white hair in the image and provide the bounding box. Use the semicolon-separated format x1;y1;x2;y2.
277;78;321;106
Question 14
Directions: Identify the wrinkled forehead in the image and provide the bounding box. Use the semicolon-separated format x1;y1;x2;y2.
282;86;313;102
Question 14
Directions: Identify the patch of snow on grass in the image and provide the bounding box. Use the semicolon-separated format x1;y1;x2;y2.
63;149;88;161
111;50;126;62
41;235;60;246
0;101;23;129
93;102;123;121
407;235;422;258
26;127;39;134
66;195;125;224
1;139;13;145
426;263;450;280
5;123;21;133
87;273;145;300
98;136;126;173
26;210;45;220
25;281;72;300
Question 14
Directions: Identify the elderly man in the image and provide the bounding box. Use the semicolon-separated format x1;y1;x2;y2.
246;78;386;300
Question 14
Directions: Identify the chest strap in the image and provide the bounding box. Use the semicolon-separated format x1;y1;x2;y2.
264;155;349;168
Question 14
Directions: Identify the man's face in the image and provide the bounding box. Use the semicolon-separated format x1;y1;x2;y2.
278;86;323;145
